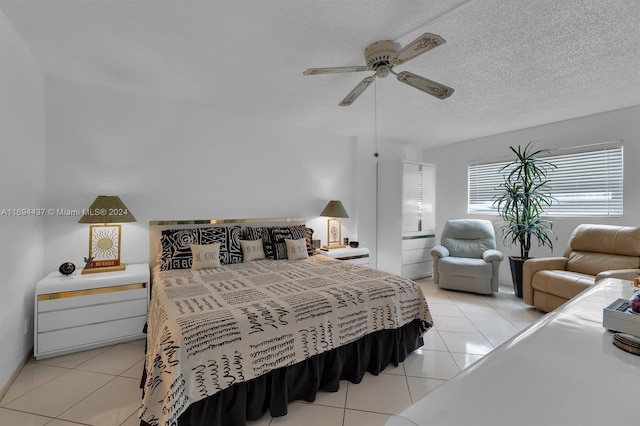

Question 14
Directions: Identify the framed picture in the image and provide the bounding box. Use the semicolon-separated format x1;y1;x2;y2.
88;224;122;268
327;219;342;246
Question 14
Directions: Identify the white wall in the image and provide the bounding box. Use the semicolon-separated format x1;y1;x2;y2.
0;9;45;392
43;77;358;271
423;105;640;285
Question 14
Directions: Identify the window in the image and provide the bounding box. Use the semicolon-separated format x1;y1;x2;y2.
468;144;623;216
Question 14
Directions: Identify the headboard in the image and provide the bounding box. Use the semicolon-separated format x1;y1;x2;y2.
149;217;307;269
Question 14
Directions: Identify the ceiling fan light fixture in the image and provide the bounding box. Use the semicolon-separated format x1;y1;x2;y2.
375;65;391;78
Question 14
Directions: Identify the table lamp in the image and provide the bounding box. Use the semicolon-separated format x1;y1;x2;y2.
320;200;349;249
78;195;136;274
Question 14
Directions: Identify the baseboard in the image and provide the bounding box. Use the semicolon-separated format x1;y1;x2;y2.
0;346;33;401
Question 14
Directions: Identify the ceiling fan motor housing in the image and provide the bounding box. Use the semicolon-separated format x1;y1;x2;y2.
364;40;400;77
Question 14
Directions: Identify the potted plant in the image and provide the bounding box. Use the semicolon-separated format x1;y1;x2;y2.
493;141;557;297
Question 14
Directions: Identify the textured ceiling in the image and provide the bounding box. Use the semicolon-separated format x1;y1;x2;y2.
1;0;639;149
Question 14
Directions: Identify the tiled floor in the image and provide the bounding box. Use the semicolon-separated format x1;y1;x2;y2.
0;279;544;426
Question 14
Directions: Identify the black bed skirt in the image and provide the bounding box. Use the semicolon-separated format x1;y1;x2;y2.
140;318;426;426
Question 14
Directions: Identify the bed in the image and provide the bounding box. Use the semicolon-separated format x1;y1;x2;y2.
140;218;433;426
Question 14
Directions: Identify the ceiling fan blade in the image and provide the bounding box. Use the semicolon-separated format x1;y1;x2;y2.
395;71;454;100
303;66;369;75
339;76;375;106
392;33;446;65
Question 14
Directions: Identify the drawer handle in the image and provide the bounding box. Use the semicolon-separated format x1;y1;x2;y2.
38;282;147;301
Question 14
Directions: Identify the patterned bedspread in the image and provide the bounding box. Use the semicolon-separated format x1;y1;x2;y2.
140;255;433;425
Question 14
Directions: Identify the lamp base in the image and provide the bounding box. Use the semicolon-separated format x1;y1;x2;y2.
82;264;126;274
322;244;346;249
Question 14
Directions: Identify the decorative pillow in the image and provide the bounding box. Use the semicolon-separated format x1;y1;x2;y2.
305;227;315;256
241;239;266;262
285;238;309;260
244;225;307;260
190;243;221;270
160;226;242;270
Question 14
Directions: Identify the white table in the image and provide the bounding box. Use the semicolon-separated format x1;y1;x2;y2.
388;278;639;426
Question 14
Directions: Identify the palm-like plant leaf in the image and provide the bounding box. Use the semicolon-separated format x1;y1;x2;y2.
493;141;557;259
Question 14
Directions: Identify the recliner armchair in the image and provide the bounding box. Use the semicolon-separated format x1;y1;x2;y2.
431;219;504;294
523;224;640;312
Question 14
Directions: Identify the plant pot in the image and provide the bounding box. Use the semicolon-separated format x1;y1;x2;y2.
509;256;527;298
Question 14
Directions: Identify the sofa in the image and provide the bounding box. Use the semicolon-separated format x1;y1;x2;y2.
522;224;640;312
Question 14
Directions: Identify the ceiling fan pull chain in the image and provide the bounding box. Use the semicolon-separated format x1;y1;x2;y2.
374;78;379;157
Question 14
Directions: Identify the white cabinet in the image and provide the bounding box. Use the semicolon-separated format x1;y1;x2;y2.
34;263;150;359
318;247;370;266
377;159;435;279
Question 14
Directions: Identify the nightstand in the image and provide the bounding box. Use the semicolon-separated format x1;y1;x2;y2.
318;247;370;266
34;263;150;359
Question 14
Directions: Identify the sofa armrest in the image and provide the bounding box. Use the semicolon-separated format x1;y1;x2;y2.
522;257;569;306
595;269;640;282
430;245;450;258
482;249;504;263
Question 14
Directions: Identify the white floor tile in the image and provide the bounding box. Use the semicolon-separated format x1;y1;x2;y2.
343;409;392;426
43;420;87;426
426;303;465;317
0;364;68;406
345;373;412;415
406;376;446;403
120;359;145;379
484;333;514;348
469;317;520;335
496;306;545;323
420;330;448;352
456;304;505;320
58;376;140;425
403;349;459;380
439;331;494;355
431;315;479;333
0;408;51;426
450;352;484;371
31;345;111;369
4;370;114;417
75;343;145;375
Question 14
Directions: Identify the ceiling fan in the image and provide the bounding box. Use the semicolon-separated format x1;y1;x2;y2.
303;33;454;106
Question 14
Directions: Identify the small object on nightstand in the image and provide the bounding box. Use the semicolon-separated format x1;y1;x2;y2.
83;256;94;269
320;200;349;249
349;241;359;248
78;195;136;273
58;262;76;276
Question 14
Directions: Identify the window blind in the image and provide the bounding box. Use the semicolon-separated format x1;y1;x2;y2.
468;145;623;216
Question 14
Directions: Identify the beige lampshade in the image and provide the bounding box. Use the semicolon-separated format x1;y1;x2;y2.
320;200;349;218
78;195;136;223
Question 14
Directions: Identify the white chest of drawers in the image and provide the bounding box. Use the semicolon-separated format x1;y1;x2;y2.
34;263;150;359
